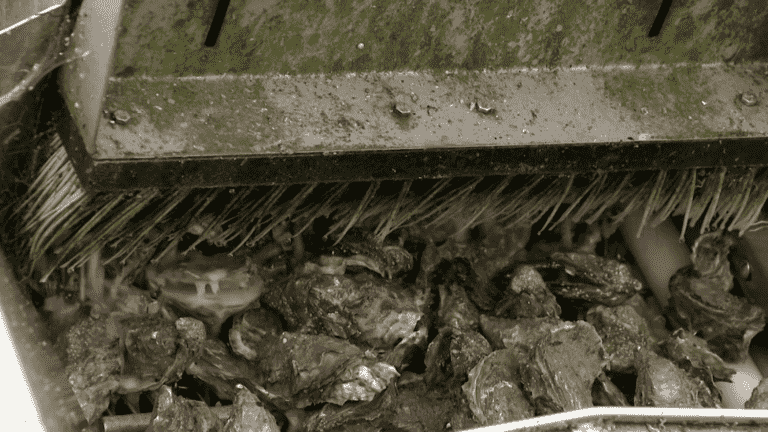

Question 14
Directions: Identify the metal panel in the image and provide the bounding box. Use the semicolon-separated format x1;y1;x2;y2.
109;0;768;76
59;0;122;154
58;0;768;190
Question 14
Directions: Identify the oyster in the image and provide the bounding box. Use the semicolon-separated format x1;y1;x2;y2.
592;373;629;407
425;258;493;385
302;375;478;432
462;349;534;425
622;294;670;343
431;258;482;330
418;216;528;279
229;309;399;408
418;220;528;313
634;349;703;407
185;337;291;410
122;316;195;382
585;304;653;373
301;385;397;432
225;384;282;432
745;378;768;409
464;222;531;309
262;269;425;350
424;328;492;386
668;231;765;362
520;321;606;415
660;329;735;408
65;315;206;423
147;386;224;432
492;264;561;319
145;385;280;432
65;316;123;423
689;231;736;292
539;252;643;306
479;314;564;352
661;329;735;384
329;229;414;279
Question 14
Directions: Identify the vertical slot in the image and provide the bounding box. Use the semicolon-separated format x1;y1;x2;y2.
205;0;231;47
648;0;673;37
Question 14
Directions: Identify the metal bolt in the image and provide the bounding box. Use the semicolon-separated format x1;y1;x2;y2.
112;109;131;125
392;103;412;118
476;102;496;115
638;133;652;141
740;92;758;107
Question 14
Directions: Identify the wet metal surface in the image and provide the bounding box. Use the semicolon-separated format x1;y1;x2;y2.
58;0;768;189
58;0;768;187
94;64;768;158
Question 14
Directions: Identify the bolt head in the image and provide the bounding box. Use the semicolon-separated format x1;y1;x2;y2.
475;102;496;115
392;103;413;118
112;109;131;125
740;92;758;107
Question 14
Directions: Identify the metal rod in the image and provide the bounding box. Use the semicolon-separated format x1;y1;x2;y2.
102;406;233;432
101;413;152;432
465;407;768;432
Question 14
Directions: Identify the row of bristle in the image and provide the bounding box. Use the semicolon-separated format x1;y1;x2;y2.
14;136;768;285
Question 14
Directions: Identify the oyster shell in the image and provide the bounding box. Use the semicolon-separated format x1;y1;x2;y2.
462;349;534;425
424;328;492;386
479;315;564;352
668;232;765;362
229;309;399;408
520;321;606;415
541;252;643;306
634;350;702;408
263;270;425;349
585;304;653;373
493;264;561;319
745;378;768;409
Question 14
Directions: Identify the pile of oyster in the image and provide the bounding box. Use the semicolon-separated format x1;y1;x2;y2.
51;216;766;431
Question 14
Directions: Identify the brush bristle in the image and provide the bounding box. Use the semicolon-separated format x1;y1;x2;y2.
12;134;768;285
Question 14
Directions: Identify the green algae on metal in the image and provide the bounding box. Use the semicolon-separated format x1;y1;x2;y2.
112;0;768;77
601;66;716;135
100;77;280;157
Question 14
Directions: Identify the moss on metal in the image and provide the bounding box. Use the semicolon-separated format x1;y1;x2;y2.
601;65;718;138
102;78;282;156
91;0;768;159
111;0;768;77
